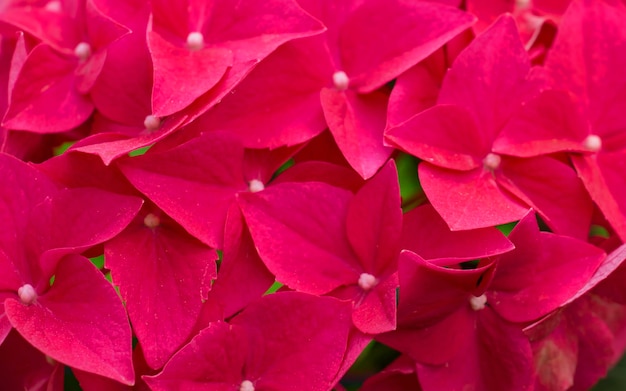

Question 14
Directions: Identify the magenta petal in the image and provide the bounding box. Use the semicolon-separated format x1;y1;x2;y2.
347;160;401;274
0;153;57;265
360;355;421;391
321;88;391;179
32;187;143;269
500;155;593;239
143;321;248;390
3;44;93;132
573;154;626;242
203;205;274;321
417;308;534;391
340;0;475;92
230;292;352;390
351;273;398;334
0;329;60;391
238;182;359;295
493;89;589;157
148;28;232;117
489;213;605;324
401;204;514;263
193;37;331;149
118;132;247;248
106;212;217;370
201;0;326;63
419;164;529;230
438;14;531;140
385;104;487;171
6;254;134;385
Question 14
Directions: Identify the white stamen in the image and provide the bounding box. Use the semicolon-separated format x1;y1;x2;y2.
248;179;265;193
143;115;161;131
74;42;92;62
470;294;487;311
144;213;160;228
18;284;37;305
583;134;602;152
186;32;204;51
358;273;378;291
483;153;501;171
45;1;62;12
332;71;350;91
240;380;255;391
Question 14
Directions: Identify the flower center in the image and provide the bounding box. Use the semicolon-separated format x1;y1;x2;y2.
240;380;255;391
74;42;92;62
483;153;501;171
186;32;204;51
18;284;37;305
358;273;378;291
332;71;350;91
583;134;602;152
143;115;161;131
144;213;161;228
248;179;265;193
469;294;487;311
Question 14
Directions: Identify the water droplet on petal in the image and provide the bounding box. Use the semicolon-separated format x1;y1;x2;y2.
470;294;487;311
483;153;501;171
74;42;92;62
358;273;378;291
248;179;265;193
144;213;160;228
333;71;350;91
144;115;161;131
18;284;37;305
583;134;602;152
240;380;255;391
186;32;204;51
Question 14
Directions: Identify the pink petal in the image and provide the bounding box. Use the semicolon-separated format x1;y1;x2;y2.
573;154;626;242
3;44;93;132
321;88;391;179
493;89;589;157
417;308;534;391
148;27;232;117
401;204;514;263
438;14;531;141
143;321;248;390
385;104;488;171
339;0;475;92
31;187;143;274
190;37;331;149
499;155;593;239
347;160;402;274
105;209;217;369
118;132;247;249
488;212;605;324
238;182;359;295
230;292;352;391
6;254;134;385
203;205;274;321
419;163;529;230
0;329;61;391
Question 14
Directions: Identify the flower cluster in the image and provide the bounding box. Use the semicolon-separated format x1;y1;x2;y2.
0;0;626;390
